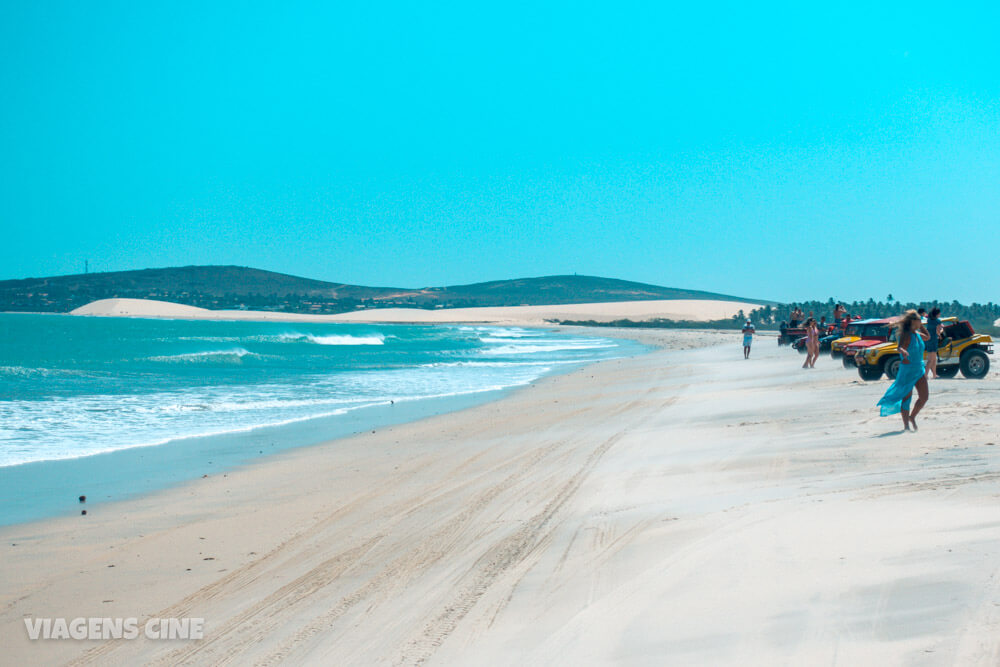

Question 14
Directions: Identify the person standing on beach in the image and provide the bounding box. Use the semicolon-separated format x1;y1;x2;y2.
802;317;819;368
742;319;755;359
925;307;943;378
878;310;930;430
833;303;845;324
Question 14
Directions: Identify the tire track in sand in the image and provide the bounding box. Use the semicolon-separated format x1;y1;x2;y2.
396;430;626;665
250;442;559;666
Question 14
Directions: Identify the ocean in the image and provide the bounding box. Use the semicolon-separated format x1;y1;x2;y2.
0;314;643;526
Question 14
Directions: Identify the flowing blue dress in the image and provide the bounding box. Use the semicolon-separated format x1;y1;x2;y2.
878;331;925;416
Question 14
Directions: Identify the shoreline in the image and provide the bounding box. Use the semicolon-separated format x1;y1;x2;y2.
3;329;999;664
0;388;529;527
0;324;653;528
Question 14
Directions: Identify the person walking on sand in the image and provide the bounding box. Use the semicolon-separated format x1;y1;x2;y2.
878;310;930;431
802;317;819;368
925;307;944;378
742;319;755;359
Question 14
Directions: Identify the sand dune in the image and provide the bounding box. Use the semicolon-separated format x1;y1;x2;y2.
70;297;760;325
71;298;209;317
3;329;999;665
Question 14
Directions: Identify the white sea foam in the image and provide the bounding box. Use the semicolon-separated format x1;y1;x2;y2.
480;341;618;355
0;376;544;468
152;395;381;414
0;366;99;378
478;328;543;339
0;405;356;468
306;333;385;346
478;336;544;343
147;348;260;363
172;332;386;345
419;359;583;369
174;336;242;342
257;332;386;345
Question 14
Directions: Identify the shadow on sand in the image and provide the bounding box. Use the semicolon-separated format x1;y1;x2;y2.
875;429;909;438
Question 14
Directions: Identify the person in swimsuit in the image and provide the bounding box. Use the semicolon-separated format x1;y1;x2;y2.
877;310;930;431
802;317;819;368
742;319;755;359
925;307;943;378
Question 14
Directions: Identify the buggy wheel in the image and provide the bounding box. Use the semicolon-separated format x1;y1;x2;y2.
842;354;855;369
883;356;901;380
858;366;882;381
937;365;959;379
960;349;990;379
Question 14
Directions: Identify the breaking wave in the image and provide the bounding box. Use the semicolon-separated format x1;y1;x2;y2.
147;348;261;363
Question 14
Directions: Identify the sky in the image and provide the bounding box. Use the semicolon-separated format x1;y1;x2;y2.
1;1;998;304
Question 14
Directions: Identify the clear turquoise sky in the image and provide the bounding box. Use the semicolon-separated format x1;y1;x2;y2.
2;1;998;303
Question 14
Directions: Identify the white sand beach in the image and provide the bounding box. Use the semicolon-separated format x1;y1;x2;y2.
71;297;762;325
2;328;999;665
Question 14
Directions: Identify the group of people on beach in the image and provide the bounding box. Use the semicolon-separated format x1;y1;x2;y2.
742;305;947;432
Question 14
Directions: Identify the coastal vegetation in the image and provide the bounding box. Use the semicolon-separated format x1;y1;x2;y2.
560;299;1000;336
0;266;763;314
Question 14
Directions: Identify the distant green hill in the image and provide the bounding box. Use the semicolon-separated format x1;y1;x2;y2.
0;265;770;314
440;275;766;306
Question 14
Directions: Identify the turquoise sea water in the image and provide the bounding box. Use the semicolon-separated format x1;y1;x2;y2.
0;314;643;526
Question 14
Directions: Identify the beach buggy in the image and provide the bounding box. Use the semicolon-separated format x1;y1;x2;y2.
855;318;993;380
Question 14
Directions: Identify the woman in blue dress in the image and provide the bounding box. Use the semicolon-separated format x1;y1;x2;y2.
878;310;930;431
